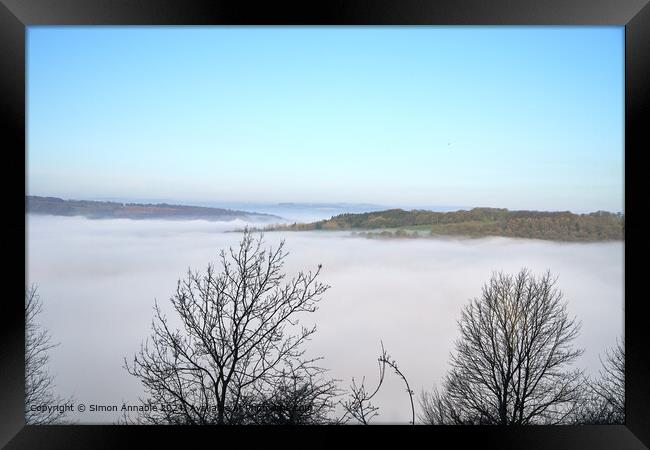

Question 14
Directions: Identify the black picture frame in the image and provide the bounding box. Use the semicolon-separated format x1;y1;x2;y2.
1;1;648;448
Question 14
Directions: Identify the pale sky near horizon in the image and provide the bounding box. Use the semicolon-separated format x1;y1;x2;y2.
27;26;624;212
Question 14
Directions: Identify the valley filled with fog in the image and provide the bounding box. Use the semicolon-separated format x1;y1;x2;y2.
26;214;624;424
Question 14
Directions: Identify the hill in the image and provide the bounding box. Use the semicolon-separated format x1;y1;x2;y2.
263;207;624;242
26;196;281;221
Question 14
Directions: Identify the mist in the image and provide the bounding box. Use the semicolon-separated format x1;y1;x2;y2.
26;214;624;424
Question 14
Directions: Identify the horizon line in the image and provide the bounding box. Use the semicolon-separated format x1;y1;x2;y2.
25;194;624;215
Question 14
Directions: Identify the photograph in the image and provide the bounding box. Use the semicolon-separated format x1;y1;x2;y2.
24;25;625;426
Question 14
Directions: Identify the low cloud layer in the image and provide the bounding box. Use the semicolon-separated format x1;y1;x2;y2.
27;215;624;423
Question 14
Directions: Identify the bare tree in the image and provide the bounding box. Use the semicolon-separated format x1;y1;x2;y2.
341;342;414;424
419;385;455;425
420;269;583;425
124;230;336;424
340;346;387;424
591;340;625;423
381;350;415;425
572;339;624;424
236;364;340;424
25;285;71;424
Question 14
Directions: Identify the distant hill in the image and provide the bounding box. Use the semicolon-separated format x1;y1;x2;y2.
277;202;385;210
26;196;281;221
263;207;624;242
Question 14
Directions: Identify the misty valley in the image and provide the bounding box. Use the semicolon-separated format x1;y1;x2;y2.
22;25;627;432
26;208;624;424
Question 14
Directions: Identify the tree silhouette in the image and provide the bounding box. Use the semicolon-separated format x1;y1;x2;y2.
25;285;71;424
420;269;583;425
572;340;624;424
235;365;339;424
124;230;337;424
341;342;414;424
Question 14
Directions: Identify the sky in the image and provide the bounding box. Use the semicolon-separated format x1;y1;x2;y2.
27;26;624;212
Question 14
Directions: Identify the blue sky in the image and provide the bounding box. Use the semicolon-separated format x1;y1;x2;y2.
27;26;624;212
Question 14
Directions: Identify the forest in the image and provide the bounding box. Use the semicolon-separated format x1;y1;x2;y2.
266;208;624;242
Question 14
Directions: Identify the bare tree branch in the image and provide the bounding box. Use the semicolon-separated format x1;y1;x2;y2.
340;342;413;424
25;285;73;424
124;229;337;424
571;339;624;424
420;269;583;425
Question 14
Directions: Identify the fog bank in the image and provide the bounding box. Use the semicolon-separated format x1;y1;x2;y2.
26;215;624;423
